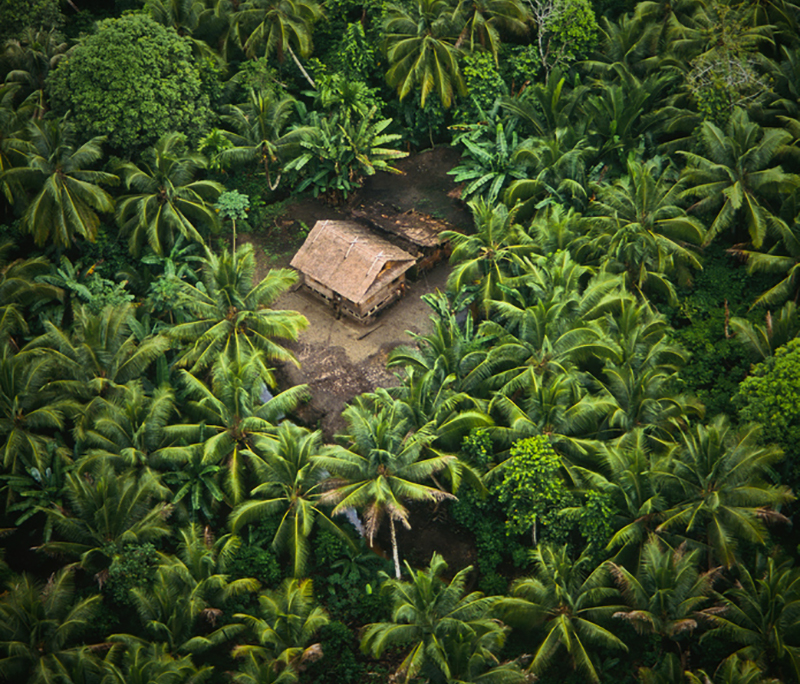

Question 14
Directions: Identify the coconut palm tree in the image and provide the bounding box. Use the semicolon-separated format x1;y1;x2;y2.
498;545;627;683
576;430;665;563
232;0;323;87
729;302;800;360
40;463;172;575
233;578;329;671
386;291;491;400
229;422;352;577
732;220;800;308
586;157;705;304
2;28;70;118
456;0;529;62
79;381;177;475
170;243;308;374
26;303;170;437
686;654;780;684
499;68;590;138
487;372;612;461
1;116;117;248
680;108;799;248
102;636;211;684
701;556;800;681
362;553;513;684
505;126;594;216
145;0;221;61
383;0;466;108
115;132;224;256
609;535;720;668
315;398;457;578
0;240;60;340
0;568;103;684
161;353;309;505
0;93;29;206
0;345;74;474
121;525;259;656
219;88;310;190
654;416;794;568
441;200;536;317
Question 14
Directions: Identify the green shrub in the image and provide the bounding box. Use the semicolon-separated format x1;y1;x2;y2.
47;14;213;153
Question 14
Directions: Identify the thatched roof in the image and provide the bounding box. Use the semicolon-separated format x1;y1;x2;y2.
290;220;416;304
351;203;451;248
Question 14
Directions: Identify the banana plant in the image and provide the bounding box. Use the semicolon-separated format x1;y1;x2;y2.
448;106;527;203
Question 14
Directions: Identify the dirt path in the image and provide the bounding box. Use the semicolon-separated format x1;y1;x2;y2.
275;264;450;439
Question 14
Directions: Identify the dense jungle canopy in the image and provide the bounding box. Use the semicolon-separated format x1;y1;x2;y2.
2;0;800;683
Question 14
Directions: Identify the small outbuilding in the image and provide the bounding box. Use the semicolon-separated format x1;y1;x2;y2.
351;202;452;273
290;220;417;323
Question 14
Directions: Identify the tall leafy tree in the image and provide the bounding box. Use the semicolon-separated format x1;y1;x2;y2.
1;116;116;248
115;132;223;256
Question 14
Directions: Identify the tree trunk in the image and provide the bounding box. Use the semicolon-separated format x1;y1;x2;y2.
231;218;236;257
390;517;401;579
287;44;316;89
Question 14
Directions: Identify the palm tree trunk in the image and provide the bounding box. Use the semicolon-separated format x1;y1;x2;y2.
286;44;316;89
390;517;401;579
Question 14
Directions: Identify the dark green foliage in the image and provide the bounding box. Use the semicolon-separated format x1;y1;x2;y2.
307;621;367;684
736;338;800;459
105;542;160;607
576;490;615;552
312;532;392;623
0;0;62;41
47;15;213;153
450;486;526;593
227;516;283;588
457;53;508;121
229;543;283;588
666;246;777;418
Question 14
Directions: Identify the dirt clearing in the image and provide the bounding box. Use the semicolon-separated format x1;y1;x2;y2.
260;146;468;439
275;264;449;439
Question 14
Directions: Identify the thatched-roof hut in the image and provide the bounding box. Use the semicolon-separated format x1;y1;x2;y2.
350;202;452;273
290;220;416;323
